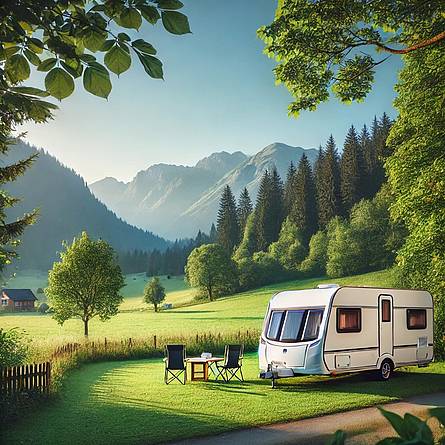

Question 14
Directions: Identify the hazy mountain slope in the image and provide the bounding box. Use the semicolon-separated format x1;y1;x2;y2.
90;143;317;239
5;143;168;271
178;143;318;236
195;150;247;172
90;151;248;237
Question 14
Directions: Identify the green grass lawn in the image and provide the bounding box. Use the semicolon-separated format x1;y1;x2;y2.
2;353;445;445
0;269;394;346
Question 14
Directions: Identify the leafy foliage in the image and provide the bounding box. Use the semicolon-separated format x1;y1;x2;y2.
0;0;191;104
143;276;166;312
0;327;29;367
258;0;445;116
386;42;445;356
46;232;125;336
185;244;237;301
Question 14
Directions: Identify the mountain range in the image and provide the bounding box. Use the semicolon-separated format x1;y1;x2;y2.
5;142;168;271
90;143;318;239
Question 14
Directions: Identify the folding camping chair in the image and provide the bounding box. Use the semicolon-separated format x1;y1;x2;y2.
215;344;244;382
164;344;187;385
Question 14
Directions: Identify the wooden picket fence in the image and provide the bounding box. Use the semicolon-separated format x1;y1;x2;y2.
0;362;51;395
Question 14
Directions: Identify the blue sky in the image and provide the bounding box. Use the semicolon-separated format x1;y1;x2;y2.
20;0;403;183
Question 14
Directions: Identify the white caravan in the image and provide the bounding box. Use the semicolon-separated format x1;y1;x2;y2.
259;285;433;386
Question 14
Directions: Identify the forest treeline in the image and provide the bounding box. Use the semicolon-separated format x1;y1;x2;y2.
120;113;401;289
208;113;403;293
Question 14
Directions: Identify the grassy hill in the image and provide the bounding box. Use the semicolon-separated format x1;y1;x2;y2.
0;269;394;347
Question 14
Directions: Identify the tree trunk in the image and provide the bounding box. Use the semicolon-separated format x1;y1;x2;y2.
154;303;158;312
84;319;89;337
208;286;213;301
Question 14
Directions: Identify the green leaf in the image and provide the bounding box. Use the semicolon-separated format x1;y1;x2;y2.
118;33;131;42
137;53;163;79
24;48;40;66
132;39;157;55
326;430;347;445
79;54;96;63
37;58;57;72
11;86;50;97
28;38;44;54
60;59;83;79
83;64;112;98
161;10;191;35
5;54;30;83
117;8;142;30
430;407;445;425
0;46;20;60
45;67;75;100
101;40;115;52
104;45;131;76
379;408;408;439
140;5;160;24
157;0;184;10
83;30;107;52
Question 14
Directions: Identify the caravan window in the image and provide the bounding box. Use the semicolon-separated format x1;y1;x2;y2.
281;311;305;342
407;309;427;330
267;311;284;340
337;308;361;333
266;309;324;342
303;310;324;341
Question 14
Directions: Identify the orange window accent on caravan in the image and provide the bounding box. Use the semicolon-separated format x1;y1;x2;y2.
337;308;361;333
382;300;391;322
407;309;427;330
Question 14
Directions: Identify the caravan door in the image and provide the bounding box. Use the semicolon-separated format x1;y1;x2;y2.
378;295;394;357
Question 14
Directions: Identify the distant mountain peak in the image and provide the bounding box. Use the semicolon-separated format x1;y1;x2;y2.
195;150;247;172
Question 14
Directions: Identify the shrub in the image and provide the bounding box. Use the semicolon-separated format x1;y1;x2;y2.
0;328;29;367
38;303;49;314
300;230;328;276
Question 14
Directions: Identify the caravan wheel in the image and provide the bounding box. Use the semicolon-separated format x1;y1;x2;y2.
377;359;393;381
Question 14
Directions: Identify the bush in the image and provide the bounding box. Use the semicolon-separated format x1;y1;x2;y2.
0;328;29;367
268;218;306;273
326;217;361;278
300;230;328;276
235;256;261;291
36;288;44;294
38;303;49;314
252;251;287;286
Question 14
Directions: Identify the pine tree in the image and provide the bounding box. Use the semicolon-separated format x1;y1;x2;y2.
283;161;297;216
290;153;318;243
255;168;284;251
317;135;342;228
0;135;37;271
216;185;240;253
374;112;393;190
360;124;376;198
237;187;253;234
340;125;366;214
209;223;217;243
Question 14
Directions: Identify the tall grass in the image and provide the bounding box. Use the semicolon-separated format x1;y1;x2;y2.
41;330;261;392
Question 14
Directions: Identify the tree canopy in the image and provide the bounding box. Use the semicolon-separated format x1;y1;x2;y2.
46;231;125;336
258;0;445;116
143;276;166;312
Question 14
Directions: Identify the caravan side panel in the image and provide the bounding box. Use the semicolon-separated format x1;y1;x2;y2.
324;288;379;372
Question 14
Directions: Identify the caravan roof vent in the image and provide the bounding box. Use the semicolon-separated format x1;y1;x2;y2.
317;283;339;289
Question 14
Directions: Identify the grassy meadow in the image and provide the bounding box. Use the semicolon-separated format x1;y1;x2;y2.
2;354;445;445
0;269;394;348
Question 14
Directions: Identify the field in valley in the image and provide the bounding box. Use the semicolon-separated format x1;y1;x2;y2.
1;269;394;347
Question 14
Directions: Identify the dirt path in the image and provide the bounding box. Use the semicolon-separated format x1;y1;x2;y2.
169;392;445;445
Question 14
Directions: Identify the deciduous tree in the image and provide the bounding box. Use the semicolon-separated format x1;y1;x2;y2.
185;243;237;301
46;232;125;336
143;276;166;312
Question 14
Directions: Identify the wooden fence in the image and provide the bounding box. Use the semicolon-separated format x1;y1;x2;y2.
0;362;51;395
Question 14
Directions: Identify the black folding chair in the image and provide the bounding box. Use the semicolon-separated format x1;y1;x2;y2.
215;344;244;382
164;344;187;385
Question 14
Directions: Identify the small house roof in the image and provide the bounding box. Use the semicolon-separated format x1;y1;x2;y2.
2;289;37;301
